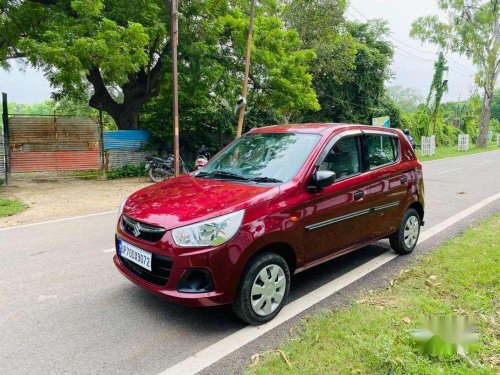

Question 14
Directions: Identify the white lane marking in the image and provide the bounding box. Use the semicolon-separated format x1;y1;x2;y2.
102;248;115;253
0;210;116;231
438;168;462;174
161;192;500;375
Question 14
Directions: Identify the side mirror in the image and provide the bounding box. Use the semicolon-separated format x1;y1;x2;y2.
308;170;336;192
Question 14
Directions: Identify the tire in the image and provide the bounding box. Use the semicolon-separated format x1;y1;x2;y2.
390;208;421;255
232;253;291;325
148;167;169;183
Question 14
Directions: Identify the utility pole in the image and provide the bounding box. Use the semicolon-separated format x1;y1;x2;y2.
171;0;180;176
236;0;256;139
2;93;10;185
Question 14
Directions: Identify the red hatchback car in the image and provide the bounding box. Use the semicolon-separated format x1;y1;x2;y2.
114;124;424;324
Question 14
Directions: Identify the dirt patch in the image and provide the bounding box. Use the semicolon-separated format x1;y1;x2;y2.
0;177;153;228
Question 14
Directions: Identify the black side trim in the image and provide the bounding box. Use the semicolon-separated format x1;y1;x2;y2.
373;201;400;211
305;208;371;231
305;201;400;231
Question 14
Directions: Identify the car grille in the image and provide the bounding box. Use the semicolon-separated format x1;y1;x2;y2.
122;216;166;242
117;245;173;286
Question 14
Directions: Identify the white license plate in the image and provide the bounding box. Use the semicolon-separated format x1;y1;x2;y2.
118;240;152;271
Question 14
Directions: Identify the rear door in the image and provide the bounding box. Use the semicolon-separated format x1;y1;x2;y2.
361;132;407;238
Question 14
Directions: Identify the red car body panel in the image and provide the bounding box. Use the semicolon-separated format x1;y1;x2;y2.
114;124;424;307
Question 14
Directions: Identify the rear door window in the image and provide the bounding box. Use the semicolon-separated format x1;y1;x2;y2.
365;135;399;169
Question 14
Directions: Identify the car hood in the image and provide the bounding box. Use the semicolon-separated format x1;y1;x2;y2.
123;174;279;230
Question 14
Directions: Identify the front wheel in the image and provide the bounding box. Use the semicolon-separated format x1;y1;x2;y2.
232;253;290;325
390;208;421;255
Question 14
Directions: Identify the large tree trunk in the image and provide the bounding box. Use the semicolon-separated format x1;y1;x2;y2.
86;51;165;130
110;105;141;130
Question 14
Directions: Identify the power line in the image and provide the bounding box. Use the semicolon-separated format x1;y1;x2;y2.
347;5;475;76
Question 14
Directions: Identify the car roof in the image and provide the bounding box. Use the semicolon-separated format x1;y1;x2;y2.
248;123;401;136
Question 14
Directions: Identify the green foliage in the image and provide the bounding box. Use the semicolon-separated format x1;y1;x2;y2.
490;118;500;133
1;0;319;131
292;15;397;127
491;88;500;121
141;0;322;153
411;0;500;147
106;164;147;179
426;52;449;135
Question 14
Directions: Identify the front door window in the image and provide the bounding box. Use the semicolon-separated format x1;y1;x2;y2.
319;137;361;180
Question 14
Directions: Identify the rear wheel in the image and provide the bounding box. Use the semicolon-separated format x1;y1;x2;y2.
232;253;290;325
390;208;420;255
148;167;170;183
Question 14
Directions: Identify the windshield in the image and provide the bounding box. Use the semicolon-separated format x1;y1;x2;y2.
197;133;321;183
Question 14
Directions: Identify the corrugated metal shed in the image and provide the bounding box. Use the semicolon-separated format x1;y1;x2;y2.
8;116;100;173
105;150;149;169
103;130;150;151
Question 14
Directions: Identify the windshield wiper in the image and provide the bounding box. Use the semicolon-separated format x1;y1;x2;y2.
196;170;249;181
248;176;283;183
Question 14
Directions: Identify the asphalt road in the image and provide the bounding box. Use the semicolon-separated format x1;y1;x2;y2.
1;150;499;375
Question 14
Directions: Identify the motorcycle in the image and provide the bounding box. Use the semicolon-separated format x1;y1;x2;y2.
145;155;187;183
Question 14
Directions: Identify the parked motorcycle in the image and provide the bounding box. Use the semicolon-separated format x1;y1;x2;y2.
145;155;187;183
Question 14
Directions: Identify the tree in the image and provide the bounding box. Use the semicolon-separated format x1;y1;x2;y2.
411;0;500;147
1;0;318;132
139;1;320;154
426;52;448;135
386;85;425;113
1;0;168;130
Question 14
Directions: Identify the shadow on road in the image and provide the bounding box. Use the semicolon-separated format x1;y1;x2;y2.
116;241;391;332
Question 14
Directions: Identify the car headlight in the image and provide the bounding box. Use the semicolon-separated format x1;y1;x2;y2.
118;196;129;218
172;210;245;247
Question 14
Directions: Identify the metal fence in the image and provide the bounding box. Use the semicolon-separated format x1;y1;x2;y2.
497;134;500;147
6;115;100;180
421;135;436;157
457;134;470;151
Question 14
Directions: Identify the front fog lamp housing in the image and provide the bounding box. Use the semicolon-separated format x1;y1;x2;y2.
172;210;245;247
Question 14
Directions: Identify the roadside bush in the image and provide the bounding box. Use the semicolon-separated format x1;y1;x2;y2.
106;164;147;180
490;118;500;134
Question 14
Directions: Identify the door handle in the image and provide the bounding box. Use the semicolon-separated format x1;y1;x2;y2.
354;191;364;201
400;176;408;184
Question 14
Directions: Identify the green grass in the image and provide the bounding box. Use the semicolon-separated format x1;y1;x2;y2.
419;141;498;161
0;194;27;217
250;215;500;375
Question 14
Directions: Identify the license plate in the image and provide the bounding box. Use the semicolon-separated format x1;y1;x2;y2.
118;240;152;271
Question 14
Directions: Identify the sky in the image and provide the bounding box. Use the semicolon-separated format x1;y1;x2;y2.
0;0;480;104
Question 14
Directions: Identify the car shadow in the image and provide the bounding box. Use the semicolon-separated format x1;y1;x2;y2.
117;241;392;332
